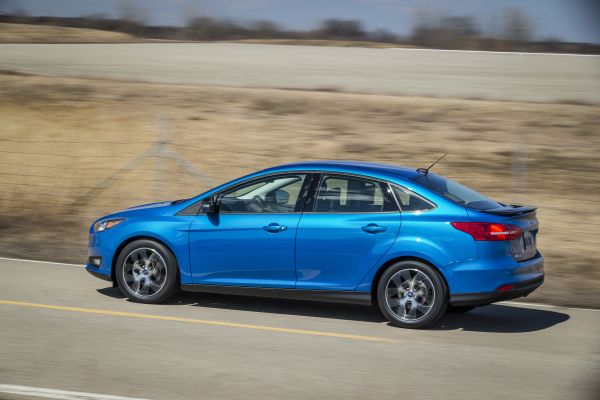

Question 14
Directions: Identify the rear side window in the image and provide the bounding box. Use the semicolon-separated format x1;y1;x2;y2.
411;173;501;211
392;186;435;212
314;175;397;213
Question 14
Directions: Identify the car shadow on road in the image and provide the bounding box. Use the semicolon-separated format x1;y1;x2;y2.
433;304;570;333
98;287;384;322
97;288;570;332
182;291;387;323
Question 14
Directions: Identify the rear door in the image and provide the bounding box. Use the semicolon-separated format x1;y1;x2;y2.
295;173;401;290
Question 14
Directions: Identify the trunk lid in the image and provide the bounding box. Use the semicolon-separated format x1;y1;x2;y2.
470;205;539;261
478;204;537;216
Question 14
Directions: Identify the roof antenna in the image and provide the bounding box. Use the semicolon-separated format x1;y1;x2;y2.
417;153;447;175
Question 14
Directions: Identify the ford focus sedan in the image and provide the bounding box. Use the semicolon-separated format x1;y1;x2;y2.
86;161;544;328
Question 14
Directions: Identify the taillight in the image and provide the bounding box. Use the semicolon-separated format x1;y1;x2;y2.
497;284;515;291
451;222;521;241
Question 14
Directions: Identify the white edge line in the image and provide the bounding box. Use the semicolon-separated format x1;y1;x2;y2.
499;301;600;312
0;384;151;400
1;256;598;312
385;47;600;57
0;256;82;267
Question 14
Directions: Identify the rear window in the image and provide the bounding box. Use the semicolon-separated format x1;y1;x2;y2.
411;173;501;210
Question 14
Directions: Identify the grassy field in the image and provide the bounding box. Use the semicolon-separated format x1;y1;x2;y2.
0;72;598;307
0;23;138;43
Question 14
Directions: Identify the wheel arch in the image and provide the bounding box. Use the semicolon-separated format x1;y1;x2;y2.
111;235;180;285
370;256;450;305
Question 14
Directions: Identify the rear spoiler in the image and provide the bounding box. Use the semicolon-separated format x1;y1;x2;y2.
479;204;537;216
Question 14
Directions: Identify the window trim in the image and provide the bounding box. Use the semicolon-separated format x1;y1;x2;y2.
177;170;437;216
194;172;315;215
178;171;317;216
218;172;313;215
388;183;437;213
306;172;400;214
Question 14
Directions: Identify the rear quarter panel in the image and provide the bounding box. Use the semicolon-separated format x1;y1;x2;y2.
356;199;477;291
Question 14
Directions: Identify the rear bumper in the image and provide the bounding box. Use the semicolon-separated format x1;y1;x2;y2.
449;275;544;306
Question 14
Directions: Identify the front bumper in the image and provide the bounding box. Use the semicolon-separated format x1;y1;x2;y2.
449;275;544;306
85;264;112;282
87;230;117;280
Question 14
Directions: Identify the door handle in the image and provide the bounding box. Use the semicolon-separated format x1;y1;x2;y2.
361;223;387;234
263;223;288;233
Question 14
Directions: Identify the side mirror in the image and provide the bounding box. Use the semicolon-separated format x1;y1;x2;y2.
200;198;218;214
274;189;289;205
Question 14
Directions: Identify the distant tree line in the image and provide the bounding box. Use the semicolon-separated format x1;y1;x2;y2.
0;11;598;54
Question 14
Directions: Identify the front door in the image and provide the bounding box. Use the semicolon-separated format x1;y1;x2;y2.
189;173;310;287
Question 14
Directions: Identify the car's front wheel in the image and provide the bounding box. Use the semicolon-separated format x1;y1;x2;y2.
115;239;179;304
377;260;447;329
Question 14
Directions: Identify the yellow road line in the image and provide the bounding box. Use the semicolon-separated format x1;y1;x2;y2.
0;300;396;343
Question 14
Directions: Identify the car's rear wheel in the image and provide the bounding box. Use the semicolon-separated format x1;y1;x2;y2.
377;260;447;329
115;239;179;304
447;305;476;313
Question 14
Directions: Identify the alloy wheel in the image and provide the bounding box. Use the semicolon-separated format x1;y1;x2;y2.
122;247;168;298
384;268;435;321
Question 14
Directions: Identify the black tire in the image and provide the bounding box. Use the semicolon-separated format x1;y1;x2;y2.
446;305;476;313
376;260;447;329
115;239;179;304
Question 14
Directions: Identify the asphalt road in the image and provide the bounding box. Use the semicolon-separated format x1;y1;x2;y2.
0;258;599;400
1;43;599;102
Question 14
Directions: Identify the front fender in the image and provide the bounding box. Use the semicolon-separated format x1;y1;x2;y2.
90;216;194;284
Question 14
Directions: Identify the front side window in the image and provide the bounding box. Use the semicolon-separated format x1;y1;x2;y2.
219;174;307;213
314;174;396;213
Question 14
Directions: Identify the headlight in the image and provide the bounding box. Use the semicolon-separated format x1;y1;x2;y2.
94;218;125;232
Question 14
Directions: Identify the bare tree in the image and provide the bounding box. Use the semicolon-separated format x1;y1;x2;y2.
185;16;244;40
118;0;150;25
252;20;281;38
442;16;479;37
370;28;398;43
501;7;533;42
319;19;366;39
411;15;480;49
182;1;201;27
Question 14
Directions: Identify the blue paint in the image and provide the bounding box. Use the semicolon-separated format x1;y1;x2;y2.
86;161;544;299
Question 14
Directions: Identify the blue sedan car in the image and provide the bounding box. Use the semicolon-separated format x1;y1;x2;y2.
87;161;544;328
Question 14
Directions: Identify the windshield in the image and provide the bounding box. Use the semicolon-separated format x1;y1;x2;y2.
411;173;501;210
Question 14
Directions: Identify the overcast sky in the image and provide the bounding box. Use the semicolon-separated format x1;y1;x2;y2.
6;0;600;43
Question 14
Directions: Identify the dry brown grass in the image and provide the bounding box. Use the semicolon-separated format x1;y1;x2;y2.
0;23;139;43
0;24;415;47
0;72;598;307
